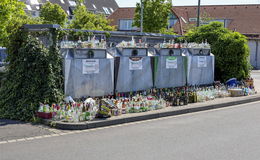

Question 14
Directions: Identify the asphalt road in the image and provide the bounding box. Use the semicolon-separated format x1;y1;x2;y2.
0;120;55;141
1;101;260;160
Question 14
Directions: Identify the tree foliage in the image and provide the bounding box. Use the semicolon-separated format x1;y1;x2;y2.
0;0;25;46
69;5;114;31
185;22;251;82
40;2;67;27
133;0;172;33
0;30;63;121
0;0;42;47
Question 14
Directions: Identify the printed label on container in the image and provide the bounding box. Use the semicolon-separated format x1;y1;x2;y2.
82;59;99;74
129;57;143;70
198;56;207;68
166;56;178;69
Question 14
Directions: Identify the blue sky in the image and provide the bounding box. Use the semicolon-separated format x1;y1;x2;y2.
115;0;260;7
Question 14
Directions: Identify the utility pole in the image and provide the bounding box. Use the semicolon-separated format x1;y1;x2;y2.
197;0;201;27
140;0;144;33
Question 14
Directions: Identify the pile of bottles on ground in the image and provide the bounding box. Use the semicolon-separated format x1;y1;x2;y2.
37;82;256;123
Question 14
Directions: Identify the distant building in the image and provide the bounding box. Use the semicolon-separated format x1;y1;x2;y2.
20;0;119;18
108;8;180;33
108;4;260;69
108;4;260;37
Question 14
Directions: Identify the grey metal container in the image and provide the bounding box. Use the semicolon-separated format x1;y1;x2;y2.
117;48;148;56
187;48;211;56
184;48;215;86
63;48;114;98
154;48;186;88
114;48;153;93
157;48;182;56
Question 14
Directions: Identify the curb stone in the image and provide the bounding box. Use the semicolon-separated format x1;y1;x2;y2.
44;95;260;130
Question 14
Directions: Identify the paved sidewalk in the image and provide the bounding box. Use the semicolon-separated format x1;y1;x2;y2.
0;119;63;141
251;70;260;92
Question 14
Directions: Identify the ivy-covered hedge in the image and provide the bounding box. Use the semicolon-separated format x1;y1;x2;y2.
0;71;5;87
0;30;63;121
184;22;251;82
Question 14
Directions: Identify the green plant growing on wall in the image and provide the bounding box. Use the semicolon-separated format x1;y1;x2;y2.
133;0;172;33
0;29;63;121
185;21;251;82
40;2;67;27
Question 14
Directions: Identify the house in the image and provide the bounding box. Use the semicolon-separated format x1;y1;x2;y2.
20;0;118;18
107;8;181;34
108;4;260;69
108;5;260;37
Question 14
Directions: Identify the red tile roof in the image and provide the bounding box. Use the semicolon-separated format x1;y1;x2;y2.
108;4;260;37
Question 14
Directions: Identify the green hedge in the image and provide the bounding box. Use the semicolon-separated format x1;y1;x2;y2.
0;30;63;121
184;22;251;82
0;71;5;87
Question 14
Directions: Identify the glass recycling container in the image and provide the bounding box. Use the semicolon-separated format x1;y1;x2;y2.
63;48;114;98
154;48;187;88
184;47;215;86
113;47;154;93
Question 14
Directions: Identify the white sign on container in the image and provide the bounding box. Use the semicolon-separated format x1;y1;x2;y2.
129;57;143;70
166;56;178;69
82;59;99;74
198;56;207;68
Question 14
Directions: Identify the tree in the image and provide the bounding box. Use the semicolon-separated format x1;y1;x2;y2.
40;2;67;27
185;22;251;82
0;0;25;46
0;0;41;47
69;4;114;31
133;0;172;33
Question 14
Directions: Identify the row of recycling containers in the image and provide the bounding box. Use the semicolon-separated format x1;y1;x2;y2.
63;47;215;98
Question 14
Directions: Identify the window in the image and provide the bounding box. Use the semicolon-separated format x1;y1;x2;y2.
102;7;110;14
31;10;39;17
92;4;97;9
110;8;114;12
168;19;177;28
208;19;230;28
181;17;187;23
189;18;197;22
168;13;178;28
119;19;135;31
69;6;76;15
68;0;77;6
30;0;39;5
26;5;32;10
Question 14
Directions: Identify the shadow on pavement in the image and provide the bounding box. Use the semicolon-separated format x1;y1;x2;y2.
0;119;26;126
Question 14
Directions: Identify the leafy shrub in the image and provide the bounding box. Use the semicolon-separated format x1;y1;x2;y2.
185;22;251;82
0;30;63;121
